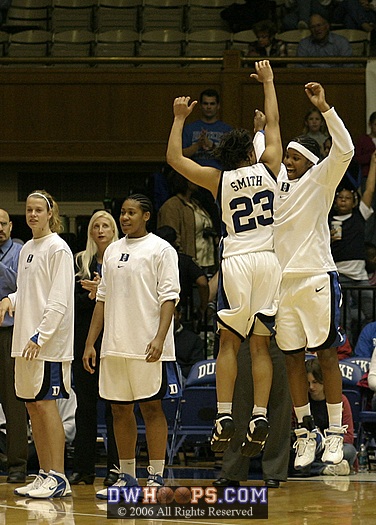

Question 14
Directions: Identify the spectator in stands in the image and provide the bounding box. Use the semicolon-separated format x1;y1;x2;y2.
174;304;204;380
182;88;232;234
157;172;218;276
182;89;232;170
355;111;376;190
283;0;334;30
220;1;274;34
69;210;119;487
354;320;376;357
329;151;376;344
302;107;329;156
247;19;286;57
365;241;376;283
290;358;357;476
368;346;376;393
297;14;353;67
333;0;376;33
0;208;28;484
156;225;209;332
213;337;292;489
151;163;177;214
0;1;11;27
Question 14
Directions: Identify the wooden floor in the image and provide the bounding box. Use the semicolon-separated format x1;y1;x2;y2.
1;471;375;525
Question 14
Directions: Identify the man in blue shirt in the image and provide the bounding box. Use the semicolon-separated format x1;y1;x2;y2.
0;208;28;483
182;89;232;234
182;89;232;169
297;14;353;67
354;321;376;357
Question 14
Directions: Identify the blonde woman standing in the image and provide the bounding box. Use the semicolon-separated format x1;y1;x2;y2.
69;210;120;487
0;190;74;499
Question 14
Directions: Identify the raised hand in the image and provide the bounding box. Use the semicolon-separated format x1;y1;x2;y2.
250;60;273;84
304;82;330;113
173;96;198;119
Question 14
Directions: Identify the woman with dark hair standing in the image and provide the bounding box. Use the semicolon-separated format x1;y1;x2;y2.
0;190;74;499
166;61;282;458
69;210;119;487
274;81;354;472
83;194;180;498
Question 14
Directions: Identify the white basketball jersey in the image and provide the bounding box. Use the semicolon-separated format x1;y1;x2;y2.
218;163;277;258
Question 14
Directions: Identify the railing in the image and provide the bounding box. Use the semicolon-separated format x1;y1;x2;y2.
0;53;370;67
341;284;376;348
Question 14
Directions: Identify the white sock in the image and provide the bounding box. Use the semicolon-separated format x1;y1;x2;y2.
327;402;343;427
119;459;136;478
149;460;165;477
252;405;267;418
217;402;232;414
295;404;311;424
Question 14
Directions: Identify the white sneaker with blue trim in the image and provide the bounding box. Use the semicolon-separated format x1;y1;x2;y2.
26;470;72;499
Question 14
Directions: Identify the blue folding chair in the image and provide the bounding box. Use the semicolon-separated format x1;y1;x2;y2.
341;357;371;374
339;361;364;446
168;359;217;464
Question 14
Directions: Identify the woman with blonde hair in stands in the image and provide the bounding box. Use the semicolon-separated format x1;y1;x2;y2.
0;189;74;499
69;210;120;487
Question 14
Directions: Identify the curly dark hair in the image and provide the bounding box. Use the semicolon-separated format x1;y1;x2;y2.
214;128;254;171
289;135;321;160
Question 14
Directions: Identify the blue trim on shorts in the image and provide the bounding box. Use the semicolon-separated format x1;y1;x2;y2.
249;312;276;337
312;271;344;352
35;362;69;401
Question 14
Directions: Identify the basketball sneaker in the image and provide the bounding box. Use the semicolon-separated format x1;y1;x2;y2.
322;425;347;464
241;415;270;458
293;415;324;469
14;469;48;497
146;466;164;487
96;472;142;500
26;470;72;499
322;459;350;476
210;413;235;452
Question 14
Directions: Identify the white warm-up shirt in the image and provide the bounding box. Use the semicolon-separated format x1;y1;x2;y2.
97;233;180;360
274;107;354;277
9;233;74;361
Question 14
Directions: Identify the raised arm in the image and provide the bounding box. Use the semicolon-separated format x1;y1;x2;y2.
251;60;282;177
304;82;330;114
166;97;220;198
362;150;376;209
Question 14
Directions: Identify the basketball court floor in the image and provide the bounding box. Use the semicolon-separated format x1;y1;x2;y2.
1;468;375;525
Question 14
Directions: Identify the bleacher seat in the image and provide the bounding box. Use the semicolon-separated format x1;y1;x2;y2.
276;29;310;57
7;29;51;59
96;0;142;32
51;0;96;32
95;29;139;63
186;0;231;32
141;0;187;33
185;29;231;66
5;5;51;32
138;29;185;62
231;29;256;55
51;29;95;61
332;29;371;57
